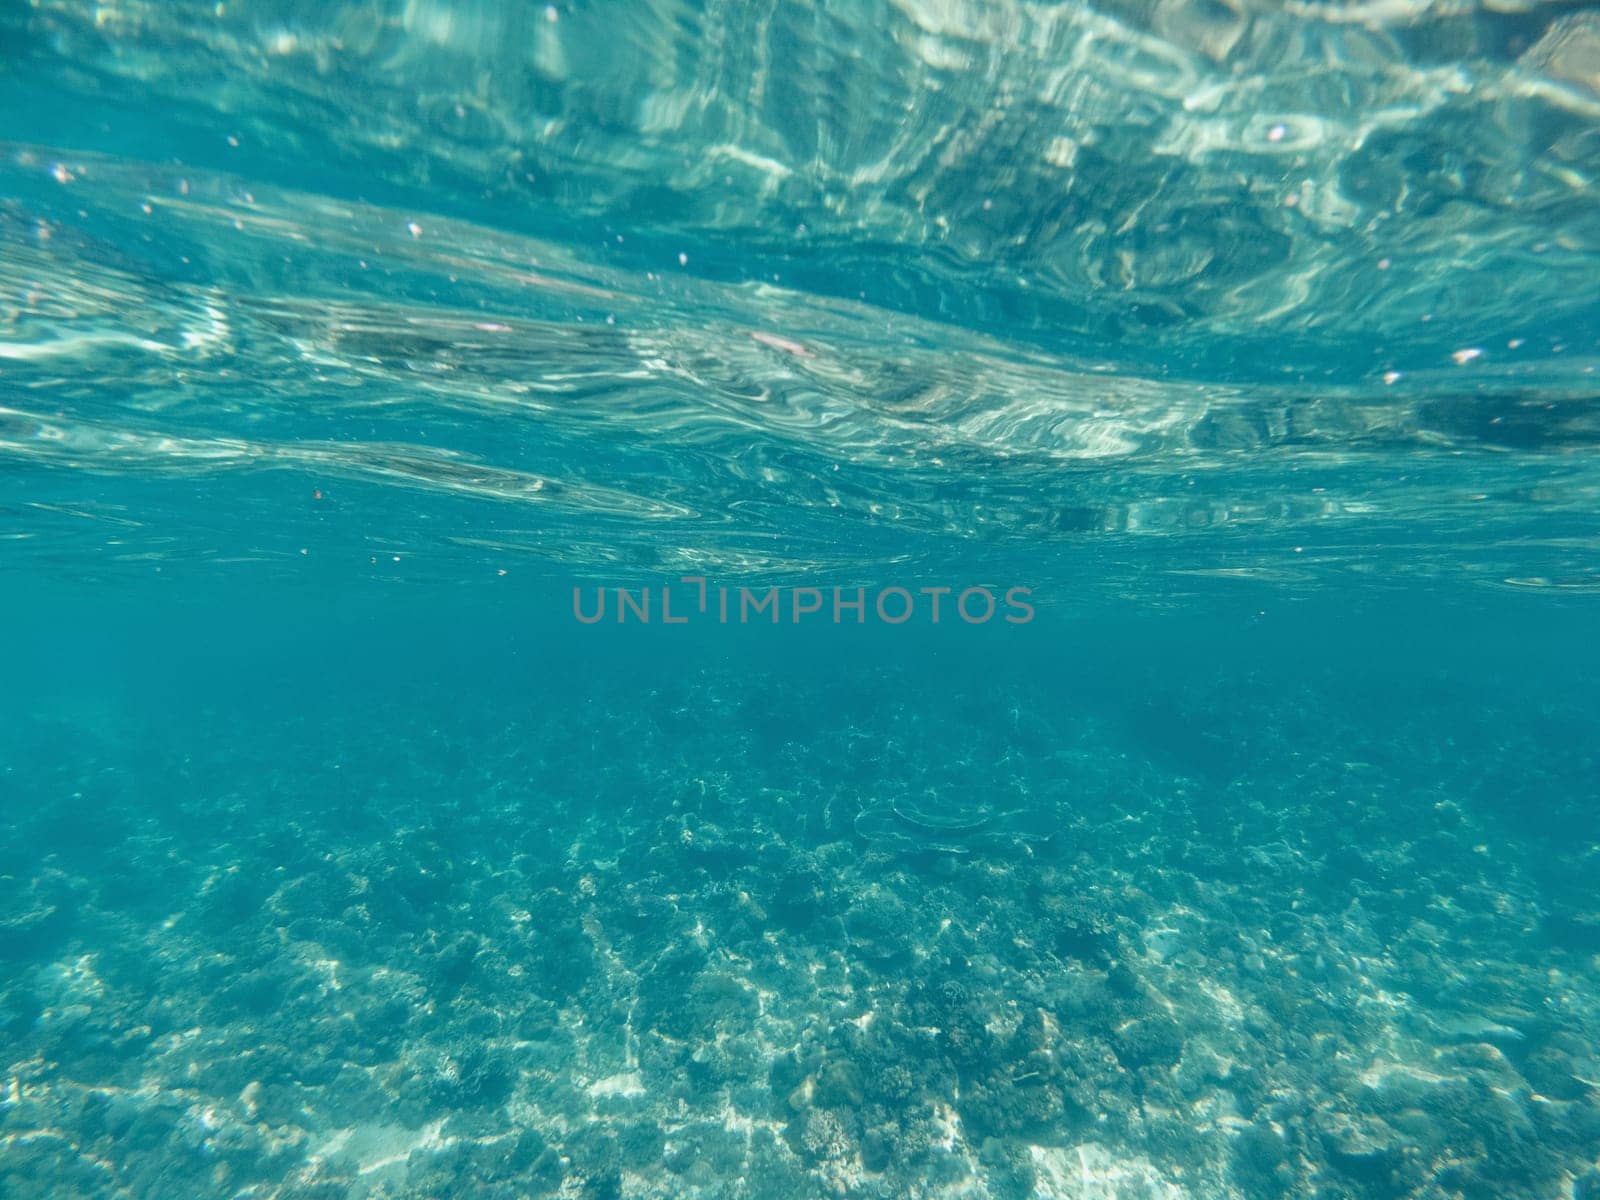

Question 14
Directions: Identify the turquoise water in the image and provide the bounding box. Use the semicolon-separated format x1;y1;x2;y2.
3;3;1600;1198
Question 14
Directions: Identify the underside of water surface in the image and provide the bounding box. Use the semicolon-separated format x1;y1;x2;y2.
1;3;1599;1199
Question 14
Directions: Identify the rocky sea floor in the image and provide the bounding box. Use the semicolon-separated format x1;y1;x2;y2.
2;662;1598;1200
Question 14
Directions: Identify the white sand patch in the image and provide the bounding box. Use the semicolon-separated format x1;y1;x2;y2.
588;1072;645;1100
1030;1144;1188;1199
311;1118;451;1178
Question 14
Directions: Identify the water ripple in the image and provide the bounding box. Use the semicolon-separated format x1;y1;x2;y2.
1;0;1598;592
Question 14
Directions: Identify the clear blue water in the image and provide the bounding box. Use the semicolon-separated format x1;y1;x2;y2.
2;4;1599;1198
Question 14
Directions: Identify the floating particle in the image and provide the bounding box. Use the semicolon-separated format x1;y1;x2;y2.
1267;123;1287;142
1507;338;1524;349
1377;258;1391;270
52;163;73;184
1452;348;1483;365
982;198;993;210
544;4;558;20
498;569;507;577
1383;371;1402;385
226;135;239;147
677;251;688;266
407;221;422;238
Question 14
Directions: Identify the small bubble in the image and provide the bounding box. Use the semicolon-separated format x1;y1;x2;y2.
1267;123;1287;142
1383;371;1402;385
51;163;73;184
1377;258;1391;270
1452;348;1482;365
1507;338;1524;349
407;221;422;238
544;4;558;20
677;252;688;266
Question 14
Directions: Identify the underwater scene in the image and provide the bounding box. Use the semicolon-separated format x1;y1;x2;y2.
2;2;1599;1198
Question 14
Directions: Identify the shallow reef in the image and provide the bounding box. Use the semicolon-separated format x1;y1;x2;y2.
1;662;1597;1199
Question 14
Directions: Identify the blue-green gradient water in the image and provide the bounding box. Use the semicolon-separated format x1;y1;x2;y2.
3;4;1599;1198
